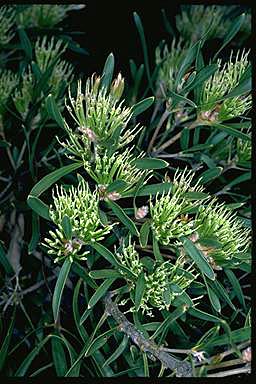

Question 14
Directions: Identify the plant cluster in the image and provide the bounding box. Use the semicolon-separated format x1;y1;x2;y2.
0;4;251;379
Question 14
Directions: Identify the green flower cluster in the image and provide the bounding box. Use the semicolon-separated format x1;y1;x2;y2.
85;148;151;195
44;178;115;262
194;199;251;268
0;69;19;116
150;169;204;245
155;38;188;94
150;169;250;269
35;36;73;99
63;74;139;155
16;4;85;29
176;5;232;43
236;132;251;162
199;50;251;123
116;238;197;316
0;6;15;45
12;67;34;117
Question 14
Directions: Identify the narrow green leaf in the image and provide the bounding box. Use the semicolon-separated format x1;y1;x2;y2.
45;94;65;129
195;166;222;185
106;179;128;193
133;158;168;170
135;272;146;311
89;269;122;279
72;262;98;289
28;212;40;254
88;278;116;310
180;127;190;150
183;64;219;94
15;336;51;376
213;14;246;61
139;221;150;248
184;191;209;200
91;243;136;280
103;335;129;367
209;326;251;348
152;305;187;342
29;162;82;197
108;200;139;237
51;337;68;376
188;307;220;323
0;242;14;275
100;53;115;90
161;8;175;36
133;12;153;90
61;215;72;240
18;27;32;60
0;308;16;370
209;279;236;311
122;182;173;198
181;236;215;280
27;196;50;220
131;97;154;117
52;259;72;322
85;327;117;357
198;237;222;249
204;277;221;313
213;123;251;141
168;89;197;108
175;40;201;87
153;236;163;262
223;171;251;189
225;269;246;310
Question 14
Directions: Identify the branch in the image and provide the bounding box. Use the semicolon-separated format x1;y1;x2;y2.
104;292;193;377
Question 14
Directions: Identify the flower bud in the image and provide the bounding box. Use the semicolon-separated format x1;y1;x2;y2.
135;205;149;220
242;346;251;363
106;191;121;201
111;73;124;101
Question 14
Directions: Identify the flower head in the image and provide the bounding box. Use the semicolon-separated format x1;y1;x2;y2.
194;198;251;267
44;178;114;262
199;50;251;122
0;6;15;46
85;148;151;195
150;168;205;245
176;5;231;43
13;66;34;117
116;238;197;315
16;4;83;28
0;69;19;115
64;74;140;152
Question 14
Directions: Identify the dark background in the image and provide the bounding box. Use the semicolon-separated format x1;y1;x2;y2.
67;1;180;78
64;1;251;84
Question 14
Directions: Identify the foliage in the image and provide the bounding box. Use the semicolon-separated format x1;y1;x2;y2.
0;4;251;378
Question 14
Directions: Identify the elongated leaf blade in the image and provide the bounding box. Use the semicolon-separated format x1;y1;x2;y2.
46;94;65;129
108;200;139;237
135;272;146;311
52;259;72;322
212;123;251;141
88;278;116;310
133;158;168;170
181;236;215;280
139;221;150;248
29;162;82;197
213;14;246;61
100;53;114;89
27;196;50;220
131;97;154;117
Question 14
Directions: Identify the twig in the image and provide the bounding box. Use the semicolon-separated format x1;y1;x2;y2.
206;365;251;377
104;292;193;377
147;109;170;153
153;120;199;155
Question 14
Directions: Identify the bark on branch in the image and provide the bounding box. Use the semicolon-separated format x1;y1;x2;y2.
104;292;193;377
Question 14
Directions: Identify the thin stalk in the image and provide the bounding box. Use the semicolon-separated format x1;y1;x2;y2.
153;120;200;155
147;109;170;153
